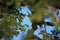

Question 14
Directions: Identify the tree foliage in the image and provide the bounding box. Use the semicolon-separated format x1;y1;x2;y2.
0;0;25;39
20;0;60;40
0;0;60;40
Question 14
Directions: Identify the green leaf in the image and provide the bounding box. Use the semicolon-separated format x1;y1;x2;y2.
0;0;3;2
5;0;14;6
21;27;25;32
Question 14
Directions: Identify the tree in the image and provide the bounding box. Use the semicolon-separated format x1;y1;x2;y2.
0;0;25;40
0;0;60;40
20;0;60;40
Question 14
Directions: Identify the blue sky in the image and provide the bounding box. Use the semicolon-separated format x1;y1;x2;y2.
12;6;60;40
